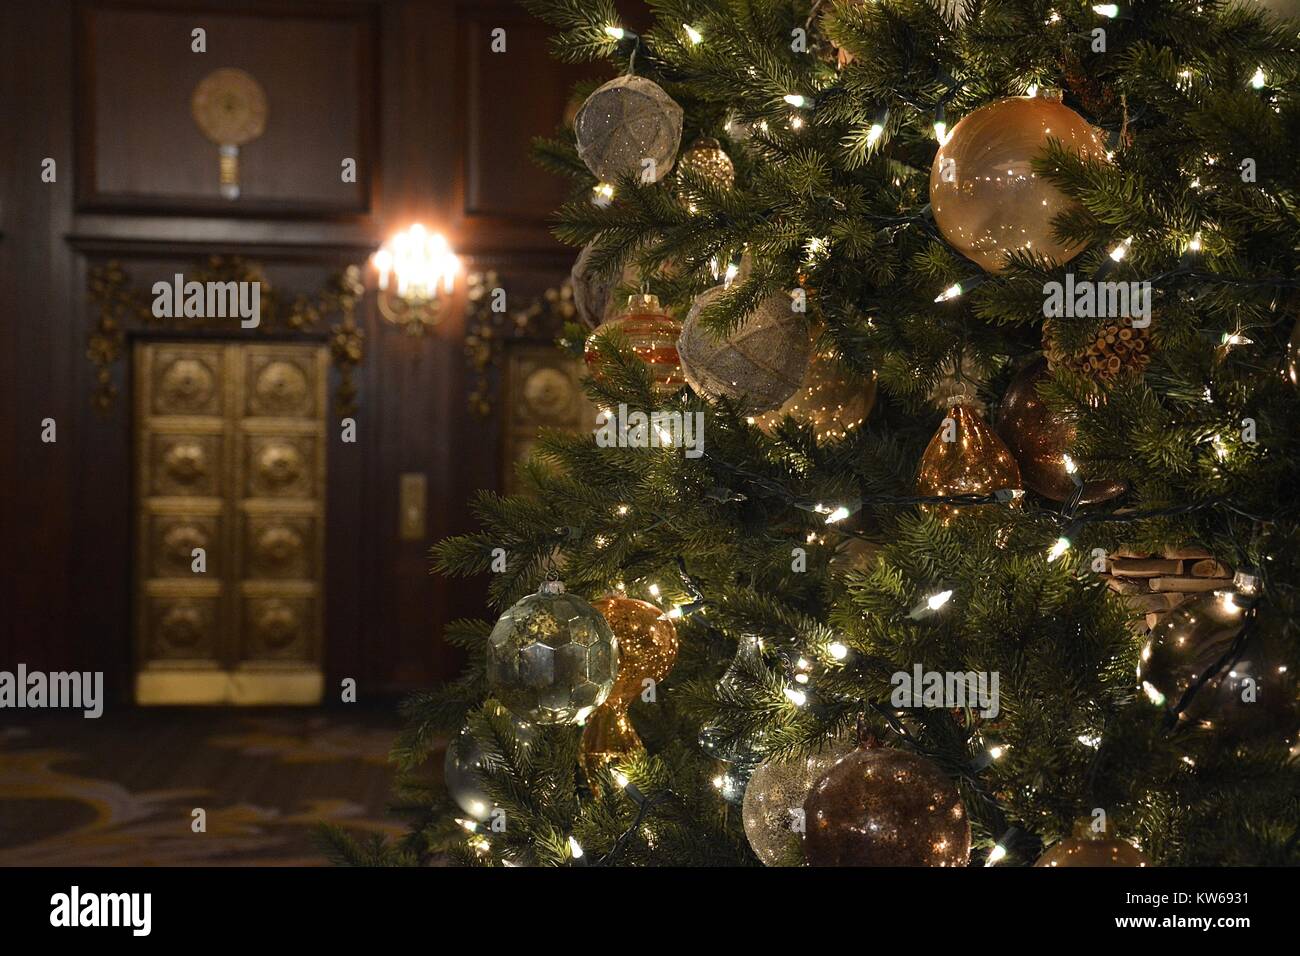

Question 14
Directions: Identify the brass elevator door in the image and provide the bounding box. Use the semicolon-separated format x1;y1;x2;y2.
133;342;327;704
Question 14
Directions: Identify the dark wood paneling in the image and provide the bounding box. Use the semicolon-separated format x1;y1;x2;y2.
0;0;623;704
76;0;379;219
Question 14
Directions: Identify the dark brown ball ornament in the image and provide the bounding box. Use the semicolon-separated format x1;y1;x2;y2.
997;357;1126;504
1138;580;1300;744
803;743;971;867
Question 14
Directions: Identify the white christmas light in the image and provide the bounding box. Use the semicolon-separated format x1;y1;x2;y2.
648;583;661;598
1251;67;1266;89
683;24;703;45
783;686;808;707
986;844;1009;866
1093;4;1119;18
935;283;963;302
1047;537;1071;563
933;120;949;145
927;589;953;611
604;25;626;40
866;122;885;146
1109;236;1133;262
784;94;808;108
827;642;849;660
824;505;851;524
1062;453;1078;475
567;835;585;858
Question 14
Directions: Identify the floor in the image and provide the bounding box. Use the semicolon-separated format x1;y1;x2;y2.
0;708;411;866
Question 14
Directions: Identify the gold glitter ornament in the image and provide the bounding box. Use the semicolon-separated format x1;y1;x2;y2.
803;742;971;866
574;75;683;185
751;350;877;442
997;357;1126;505
1035;819;1151;867
929;94;1110;273
486;579;619;725
580;596;679;785
915;402;1021;522
678;286;812;413
677;136;735;196
743;736;856;866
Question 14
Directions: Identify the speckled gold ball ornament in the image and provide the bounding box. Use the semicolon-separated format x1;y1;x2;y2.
1138;576;1299;744
1044;316;1152;382
677;137;735;191
743;737;856;866
678;286;812;413
1035;819;1151;867
574;75;683;185
752;350;877;442
486;579;619;725
929;95;1109;273
580;596;679;785
803;743;971;866
915;403;1021;522
997;357;1126;504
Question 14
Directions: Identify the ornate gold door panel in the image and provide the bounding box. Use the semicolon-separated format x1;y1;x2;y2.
134;342;327;704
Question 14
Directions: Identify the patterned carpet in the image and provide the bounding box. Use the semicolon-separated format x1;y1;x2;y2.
0;709;411;866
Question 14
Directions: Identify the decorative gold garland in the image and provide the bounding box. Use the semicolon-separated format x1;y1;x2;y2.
463;270;577;417
87;257;366;417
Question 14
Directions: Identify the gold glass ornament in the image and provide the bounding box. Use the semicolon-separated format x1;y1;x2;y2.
580;596;679;785
574;75;683;185
997;357;1126;504
485;580;619;725
678;286;812;413
929;95;1109;273
751;350;877;442
803;743;971;866
1138;577;1299;744
1036;819;1151;867
915;402;1021;522
584;294;685;397
743;736;856;866
677;137;736;192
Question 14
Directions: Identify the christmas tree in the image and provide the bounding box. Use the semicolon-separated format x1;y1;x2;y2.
330;0;1300;867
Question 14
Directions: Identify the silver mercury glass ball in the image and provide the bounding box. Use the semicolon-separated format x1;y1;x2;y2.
574;75;683;185
486;580;619;725
742;737;857;866
443;716;536;822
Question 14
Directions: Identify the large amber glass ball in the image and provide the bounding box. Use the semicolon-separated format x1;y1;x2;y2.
930;96;1109;273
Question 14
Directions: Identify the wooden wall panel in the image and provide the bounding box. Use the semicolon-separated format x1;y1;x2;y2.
0;0;645;703
77;0;378;218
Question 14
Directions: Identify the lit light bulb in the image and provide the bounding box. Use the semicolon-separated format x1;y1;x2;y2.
683;24;703;45
1093;4;1119;17
828;642;848;660
986;844;1008;866
933;120;949;145
927;589;953;611
1047;537;1071;563
784;94;808;108
1062;453;1077;475
824;505;851;524
567;835;585;859
648;583;661;598
866;122;884;146
783;686;807;707
935;283;963;303
1109;236;1133;262
604;25;626;40
1251;67;1266;89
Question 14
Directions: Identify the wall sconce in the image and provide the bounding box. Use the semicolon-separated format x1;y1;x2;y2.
370;224;460;335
